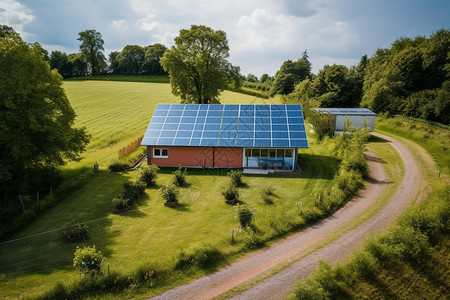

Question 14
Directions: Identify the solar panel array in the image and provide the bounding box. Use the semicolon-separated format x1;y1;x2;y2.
142;104;308;148
315;108;377;116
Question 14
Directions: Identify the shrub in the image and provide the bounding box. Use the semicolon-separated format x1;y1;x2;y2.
73;246;104;276
222;184;239;204
61;220;89;243
108;162;130;172
236;205;254;228
173;166;187;186
160;185;179;203
260;186;275;204
378;225;429;261
139;165;159;186
175;244;225;270
227;169;243;187
123;181;145;201
112;197;129;210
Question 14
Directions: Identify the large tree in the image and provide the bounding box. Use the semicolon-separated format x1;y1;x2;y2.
160;25;241;104
0;26;90;207
271;58;311;95
118;45;145;75
144;43;167;75
77;29;106;75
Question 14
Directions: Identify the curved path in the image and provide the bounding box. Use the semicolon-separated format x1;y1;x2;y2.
151;133;424;300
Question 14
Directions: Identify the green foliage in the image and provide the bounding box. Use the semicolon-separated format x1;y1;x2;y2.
227;169;243;187
139;165;159;186
260;186;275;204
222;184;239;203
175;244;225;270
77;29;106;75
236;205;254;228
112;197;129;211
122;181;145;201
160;25;241;104
108;162;130;172
73;246;104;275
0;27;90;220
143;43;168;75
173;166;187;186
159;184;179;203
362;30;449;124
271;59;311;95
61;220;89;243
117;45;145;75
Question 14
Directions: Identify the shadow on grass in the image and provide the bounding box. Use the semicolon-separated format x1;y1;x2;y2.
0;170;129;277
369;134;390;143
170;203;190;212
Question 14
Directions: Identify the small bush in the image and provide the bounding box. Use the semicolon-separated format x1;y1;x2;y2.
112;197;129;210
236;205;254;228
222;184;239;203
73;246;104;276
260;186;275;204
227;169;243;187
123;181;145;201
61;220;89;243
108;162;130;172
260;193;274;205
160;184;179;203
173;166;187;186
139;165;159;186
175;244;225;270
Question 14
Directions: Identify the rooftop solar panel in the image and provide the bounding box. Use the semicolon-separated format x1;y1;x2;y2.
142;104;308;148
315;107;377;116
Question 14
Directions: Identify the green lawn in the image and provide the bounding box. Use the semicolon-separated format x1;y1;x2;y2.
1;81;336;299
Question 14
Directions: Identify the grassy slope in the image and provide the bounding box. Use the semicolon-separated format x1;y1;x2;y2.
0;82;335;299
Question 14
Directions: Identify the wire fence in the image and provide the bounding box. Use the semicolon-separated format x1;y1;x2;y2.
0;209;143;279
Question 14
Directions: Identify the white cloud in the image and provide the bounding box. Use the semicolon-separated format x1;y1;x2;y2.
0;0;34;37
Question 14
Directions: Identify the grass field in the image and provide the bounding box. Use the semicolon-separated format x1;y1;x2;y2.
0;81;338;299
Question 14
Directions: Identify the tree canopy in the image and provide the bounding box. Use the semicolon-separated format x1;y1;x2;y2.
0;26;90;205
78;29;106;75
271;58;311;95
160;25;241;104
361;30;449;124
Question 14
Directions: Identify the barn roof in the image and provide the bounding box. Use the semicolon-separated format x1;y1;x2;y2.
141;104;308;148
315;108;377;116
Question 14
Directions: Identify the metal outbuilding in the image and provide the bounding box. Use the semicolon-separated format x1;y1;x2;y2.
315;108;377;133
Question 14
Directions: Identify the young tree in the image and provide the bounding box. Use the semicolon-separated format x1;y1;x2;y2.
77;29;106;75
160;25;241;104
0;26;90;205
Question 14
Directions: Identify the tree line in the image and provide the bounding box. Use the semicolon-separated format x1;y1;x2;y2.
47;29;168;78
281;30;449;125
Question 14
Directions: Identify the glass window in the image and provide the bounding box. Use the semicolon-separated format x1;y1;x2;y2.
276;149;285;157
252;149;260;157
269;149;276;157
261;149;268;157
285;149;293;157
153;148;168;158
245;149;251;157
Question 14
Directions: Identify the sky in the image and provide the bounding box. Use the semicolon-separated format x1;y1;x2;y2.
1;0;449;76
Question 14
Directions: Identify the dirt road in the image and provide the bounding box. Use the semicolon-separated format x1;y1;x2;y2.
151;132;425;300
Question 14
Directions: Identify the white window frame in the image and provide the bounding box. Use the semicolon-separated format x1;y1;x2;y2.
153;148;168;158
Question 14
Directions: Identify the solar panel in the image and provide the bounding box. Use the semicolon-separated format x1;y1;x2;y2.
142;104;308;148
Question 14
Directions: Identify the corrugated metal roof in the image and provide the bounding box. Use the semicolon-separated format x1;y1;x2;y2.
315;108;377;116
141;104;308;148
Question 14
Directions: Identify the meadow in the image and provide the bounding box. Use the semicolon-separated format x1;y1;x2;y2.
0;81;339;299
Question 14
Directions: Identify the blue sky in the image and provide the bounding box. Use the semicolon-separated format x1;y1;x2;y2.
1;0;449;76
